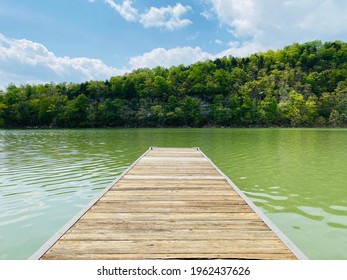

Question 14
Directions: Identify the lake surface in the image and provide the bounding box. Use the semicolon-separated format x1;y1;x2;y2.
0;128;346;260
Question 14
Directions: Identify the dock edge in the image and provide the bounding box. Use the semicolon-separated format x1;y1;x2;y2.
29;147;153;260
196;147;308;260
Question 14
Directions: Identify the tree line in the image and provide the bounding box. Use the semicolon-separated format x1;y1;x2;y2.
1;40;347;128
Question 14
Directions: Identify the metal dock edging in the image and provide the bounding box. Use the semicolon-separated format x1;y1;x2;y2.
29;147;153;260
197;147;308;260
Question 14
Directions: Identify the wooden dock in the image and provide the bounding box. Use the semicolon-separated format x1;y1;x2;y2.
31;147;306;260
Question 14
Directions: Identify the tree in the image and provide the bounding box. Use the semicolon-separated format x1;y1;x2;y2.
305;96;318;126
211;95;232;126
151;105;165;126
0;102;7;127
1;40;347;128
180;96;201;127
123;76;138;100
109;76;125;99
67;94;89;127
329;109;341;127
3;84;29;126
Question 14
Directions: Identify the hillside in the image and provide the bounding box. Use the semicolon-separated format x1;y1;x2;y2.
1;40;347;128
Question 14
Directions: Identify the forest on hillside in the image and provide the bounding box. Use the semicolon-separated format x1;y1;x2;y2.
1;40;347;128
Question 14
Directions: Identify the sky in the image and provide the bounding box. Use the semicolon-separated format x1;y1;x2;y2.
1;0;347;89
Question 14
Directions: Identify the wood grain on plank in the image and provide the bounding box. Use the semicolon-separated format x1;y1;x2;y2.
40;147;298;260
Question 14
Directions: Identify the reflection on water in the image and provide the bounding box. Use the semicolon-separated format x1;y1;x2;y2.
0;128;346;259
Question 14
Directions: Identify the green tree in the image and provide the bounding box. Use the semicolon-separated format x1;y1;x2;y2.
2;40;347;128
0;102;7;127
329;109;341;127
179;96;201;127
211;95;232;126
67;94;89;127
151;105;165;126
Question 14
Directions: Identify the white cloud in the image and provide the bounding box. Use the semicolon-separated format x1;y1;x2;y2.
210;0;258;38
200;10;214;20
218;41;266;58
298;0;347;35
129;46;214;69
104;0;138;22
208;0;347;57
0;34;215;88
0;33;124;87
140;3;192;31
3;1;347;88
104;1;192;30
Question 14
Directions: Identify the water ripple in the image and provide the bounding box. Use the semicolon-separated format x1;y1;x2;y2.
0;129;139;259
1;128;347;260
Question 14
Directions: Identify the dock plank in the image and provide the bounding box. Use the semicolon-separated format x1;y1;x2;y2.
60;229;280;241
34;147;305;260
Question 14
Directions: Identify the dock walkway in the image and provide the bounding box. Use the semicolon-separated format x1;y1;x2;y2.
31;147;305;260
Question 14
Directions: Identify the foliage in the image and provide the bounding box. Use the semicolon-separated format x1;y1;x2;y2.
1;41;347;128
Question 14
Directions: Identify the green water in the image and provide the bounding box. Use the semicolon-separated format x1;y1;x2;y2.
0;128;346;259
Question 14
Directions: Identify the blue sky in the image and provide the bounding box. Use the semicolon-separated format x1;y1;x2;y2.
1;0;347;88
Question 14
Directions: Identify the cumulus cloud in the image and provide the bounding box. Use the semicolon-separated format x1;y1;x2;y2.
208;0;347;57
104;0;192;30
0;33;123;88
3;1;347;87
298;0;347;35
0;34;215;88
217;41;266;58
104;0;138;22
140;3;192;31
130;0;347;66
129;46;214;69
210;0;258;38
